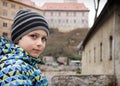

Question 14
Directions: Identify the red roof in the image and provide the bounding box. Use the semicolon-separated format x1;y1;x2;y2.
41;2;89;11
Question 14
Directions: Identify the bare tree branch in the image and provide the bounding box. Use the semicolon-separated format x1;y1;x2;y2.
94;0;100;22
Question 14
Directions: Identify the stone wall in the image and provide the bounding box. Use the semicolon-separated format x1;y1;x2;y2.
51;75;115;86
81;14;114;75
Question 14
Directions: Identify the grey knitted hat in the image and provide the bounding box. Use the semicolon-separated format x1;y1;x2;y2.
11;10;49;43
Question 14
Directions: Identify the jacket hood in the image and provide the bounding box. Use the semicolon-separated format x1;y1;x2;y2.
0;36;42;66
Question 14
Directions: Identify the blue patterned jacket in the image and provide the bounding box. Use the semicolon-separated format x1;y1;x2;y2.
0;37;48;86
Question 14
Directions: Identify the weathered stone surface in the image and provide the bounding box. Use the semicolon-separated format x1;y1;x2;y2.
51;75;114;86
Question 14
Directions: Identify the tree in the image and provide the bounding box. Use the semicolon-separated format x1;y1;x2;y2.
94;0;100;21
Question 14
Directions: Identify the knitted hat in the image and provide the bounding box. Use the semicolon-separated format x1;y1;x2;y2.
11;10;49;43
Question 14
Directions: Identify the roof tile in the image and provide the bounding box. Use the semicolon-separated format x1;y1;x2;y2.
41;2;89;11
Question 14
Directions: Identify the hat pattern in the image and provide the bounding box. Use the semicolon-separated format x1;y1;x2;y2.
11;10;49;43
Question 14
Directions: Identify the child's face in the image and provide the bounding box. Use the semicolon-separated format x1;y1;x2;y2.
18;29;48;58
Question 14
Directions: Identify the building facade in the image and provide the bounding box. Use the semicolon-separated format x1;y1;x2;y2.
0;0;43;39
64;0;77;2
80;0;120;85
41;2;89;32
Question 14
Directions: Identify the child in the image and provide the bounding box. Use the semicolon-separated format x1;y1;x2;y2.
0;10;49;86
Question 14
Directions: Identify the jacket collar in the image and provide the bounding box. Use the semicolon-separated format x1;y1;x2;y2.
0;36;42;66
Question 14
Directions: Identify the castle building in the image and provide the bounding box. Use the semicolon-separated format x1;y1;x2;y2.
41;1;89;32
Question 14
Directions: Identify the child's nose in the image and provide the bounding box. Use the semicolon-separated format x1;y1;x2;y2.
36;39;43;45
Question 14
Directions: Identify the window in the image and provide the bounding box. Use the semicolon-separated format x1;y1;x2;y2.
74;12;76;16
19;6;23;10
66;12;68;16
109;36;113;60
59;12;61;16
58;19;61;23
89;50;91;63
11;12;15;19
11;4;16;9
3;2;7;7
82;19;85;24
51;19;53;22
82;12;84;16
74;20;76;23
3;22;7;27
86;53;88;63
2;32;8;38
51;12;53;16
94;47;96;63
66;19;68;23
3;10;7;17
100;43;102;62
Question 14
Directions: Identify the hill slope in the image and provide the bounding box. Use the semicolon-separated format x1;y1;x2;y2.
43;28;89;57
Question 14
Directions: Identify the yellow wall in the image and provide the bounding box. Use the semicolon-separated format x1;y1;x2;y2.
0;0;43;39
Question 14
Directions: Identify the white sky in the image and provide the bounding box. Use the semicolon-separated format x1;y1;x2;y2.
31;0;107;27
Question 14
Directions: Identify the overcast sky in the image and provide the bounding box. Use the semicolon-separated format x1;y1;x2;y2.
31;0;107;27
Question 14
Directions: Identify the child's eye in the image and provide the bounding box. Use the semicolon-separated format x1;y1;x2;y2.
30;34;38;39
42;37;47;42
